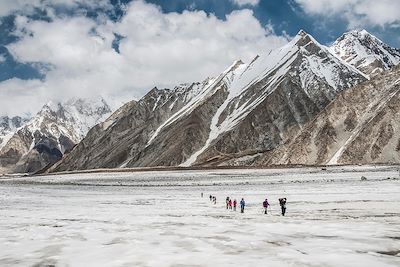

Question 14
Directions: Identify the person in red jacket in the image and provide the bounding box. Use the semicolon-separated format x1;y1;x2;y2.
233;199;237;211
263;198;270;214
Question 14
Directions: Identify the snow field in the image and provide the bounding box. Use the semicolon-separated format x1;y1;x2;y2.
0;166;399;266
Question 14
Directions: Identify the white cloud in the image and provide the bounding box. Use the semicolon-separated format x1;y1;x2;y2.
295;0;400;28
0;0;111;17
0;0;288;116
231;0;260;6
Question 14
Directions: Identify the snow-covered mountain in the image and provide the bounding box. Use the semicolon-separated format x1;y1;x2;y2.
0;98;111;173
51;30;371;171
0;116;30;150
1;29;395;173
330;29;400;76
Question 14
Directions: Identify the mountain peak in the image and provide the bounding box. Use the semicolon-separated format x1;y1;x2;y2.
331;29;400;75
350;28;369;35
339;29;375;42
289;29;321;49
355;29;369;36
294;29;315;41
226;60;245;73
296;29;307;37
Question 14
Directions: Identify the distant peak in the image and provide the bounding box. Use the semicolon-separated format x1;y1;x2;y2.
358;29;369;35
333;29;387;48
233;59;244;67
290;29;320;48
296;29;307;37
341;29;375;41
350;29;369;35
43;100;57;110
224;59;245;74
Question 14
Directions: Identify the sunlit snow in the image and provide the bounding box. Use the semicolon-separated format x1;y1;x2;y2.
0;166;399;266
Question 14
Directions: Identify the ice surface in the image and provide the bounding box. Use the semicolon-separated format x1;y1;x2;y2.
0;165;399;267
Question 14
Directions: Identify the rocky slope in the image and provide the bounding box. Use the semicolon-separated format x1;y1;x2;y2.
52;30;369;172
252;65;400;166
50;81;212;171
330;29;400;76
0;98;111;173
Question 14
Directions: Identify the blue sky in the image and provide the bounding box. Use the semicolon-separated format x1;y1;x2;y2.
146;0;400;47
0;0;399;115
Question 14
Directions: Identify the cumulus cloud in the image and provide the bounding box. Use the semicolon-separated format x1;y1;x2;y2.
295;0;400;28
231;0;260;6
0;0;288;116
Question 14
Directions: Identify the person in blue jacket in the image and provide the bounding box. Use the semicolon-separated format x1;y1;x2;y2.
240;198;245;213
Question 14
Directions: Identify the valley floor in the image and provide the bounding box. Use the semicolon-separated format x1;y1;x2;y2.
0;166;399;266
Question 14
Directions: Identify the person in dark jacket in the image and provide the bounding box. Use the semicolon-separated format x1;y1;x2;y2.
240;198;245;213
279;198;287;216
226;197;230;209
263;198;270;214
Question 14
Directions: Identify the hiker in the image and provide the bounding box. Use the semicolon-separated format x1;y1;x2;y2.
263;198;270;214
279;198;287;216
213;196;217;205
226;197;230;209
228;199;232;210
209;195;212;201
240;198;245;213
233;199;237;211
201;192;203;198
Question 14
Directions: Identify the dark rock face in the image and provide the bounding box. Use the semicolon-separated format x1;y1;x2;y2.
196;76;331;165
131;85;229;167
